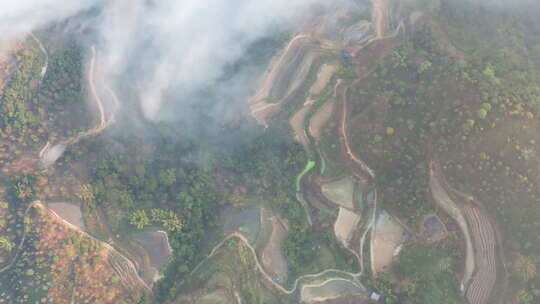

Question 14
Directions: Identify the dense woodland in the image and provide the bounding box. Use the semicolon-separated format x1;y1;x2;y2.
347;1;540;303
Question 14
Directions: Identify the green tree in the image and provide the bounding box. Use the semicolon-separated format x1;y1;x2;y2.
0;237;14;251
129;210;150;229
463;119;475;131
159;168;177;186
150;209;182;232
477;108;488;119
77;184;94;203
11;175;36;203
418;60;432;74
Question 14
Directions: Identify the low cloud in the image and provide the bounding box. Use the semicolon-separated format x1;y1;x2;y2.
1;0;331;121
97;0;331;120
0;0;98;47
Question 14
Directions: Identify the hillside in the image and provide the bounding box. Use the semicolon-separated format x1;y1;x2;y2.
0;0;539;304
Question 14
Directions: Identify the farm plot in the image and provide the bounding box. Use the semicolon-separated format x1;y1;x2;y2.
46;202;85;231
223;207;261;244
309;100;336;140
333;208;361;247
420;214;448;243
262;216;289;282
250;35;326;126
321;177;355;209
197;289;231;304
309;64;336;95
133;231;172;282
370;210;408;275
290;102;312;151
301;278;366;303
462;204;497;304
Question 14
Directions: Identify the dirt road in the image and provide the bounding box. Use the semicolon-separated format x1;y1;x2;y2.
42;201;150;291
189;231;366;296
429;161;475;292
30;33;48;84
0;202;40;274
40;45;119;168
339;84;376;179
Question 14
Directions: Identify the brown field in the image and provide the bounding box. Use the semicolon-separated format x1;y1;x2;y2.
46;202;85;231
290;102;313;150
310;99;336;140
8;203;144;303
333;207;361;247
310;64;336;95
370;210;407;275
262;216;289;282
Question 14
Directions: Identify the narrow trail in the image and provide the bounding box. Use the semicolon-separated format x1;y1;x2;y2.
40;201;150;291
0;201;149;291
339;83;376;179
441;173;510;303
182;0;395;299
429;161;475;292
0;202;40;274
40;45;119;168
66;46;112;145
38;140;50;159
188;231;370;297
432;161;501;304
371;0;388;39
30;33;48;85
300;277;366;302
336;1;405;182
250;34;310;105
187;181;379;297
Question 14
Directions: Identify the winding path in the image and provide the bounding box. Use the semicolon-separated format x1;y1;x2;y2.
339;83;376;179
182;0;395;299
0;202;40;274
188;231;371;297
429;161;475;292
41;201;149;291
30;33;48;85
40;45;119;168
0;201;149;291
66;46;114;144
431;161;500;303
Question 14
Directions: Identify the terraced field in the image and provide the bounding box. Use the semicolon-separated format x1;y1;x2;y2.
429;162;475;291
431;161;499;303
462;204;497;304
250;36;328;126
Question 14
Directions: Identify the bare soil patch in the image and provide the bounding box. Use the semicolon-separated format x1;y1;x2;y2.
370;210;408;275
333;208;361;247
46;202;85;231
134;231;172;282
310;99;336;140
301;278;366;303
